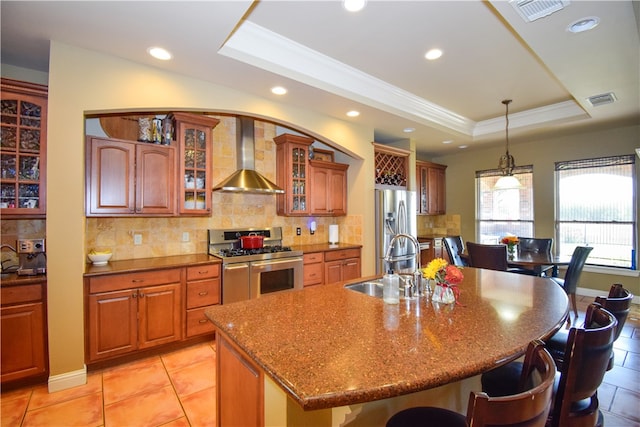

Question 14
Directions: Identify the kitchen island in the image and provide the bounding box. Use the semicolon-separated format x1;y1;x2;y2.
204;267;568;426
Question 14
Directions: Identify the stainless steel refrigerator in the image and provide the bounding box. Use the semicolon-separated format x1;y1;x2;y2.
375;189;417;275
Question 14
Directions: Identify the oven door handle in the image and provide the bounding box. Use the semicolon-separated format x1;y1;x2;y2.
250;257;303;271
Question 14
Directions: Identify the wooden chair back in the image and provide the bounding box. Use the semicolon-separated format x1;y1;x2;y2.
467;340;556;427
466;242;508;271
561;246;593;294
596;283;633;341
550;303;617;427
443;236;468;267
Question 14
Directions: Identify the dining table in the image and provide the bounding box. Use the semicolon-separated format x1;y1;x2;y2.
459;250;571;277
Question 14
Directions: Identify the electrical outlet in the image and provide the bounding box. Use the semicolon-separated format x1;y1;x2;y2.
134;234;142;245
182;232;190;242
296;227;301;236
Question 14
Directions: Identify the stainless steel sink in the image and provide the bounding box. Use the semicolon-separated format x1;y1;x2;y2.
344;280;384;298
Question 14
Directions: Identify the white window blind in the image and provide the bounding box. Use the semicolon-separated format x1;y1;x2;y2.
476;166;534;243
555;155;636;268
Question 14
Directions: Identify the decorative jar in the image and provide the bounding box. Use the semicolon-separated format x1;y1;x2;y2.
431;283;456;304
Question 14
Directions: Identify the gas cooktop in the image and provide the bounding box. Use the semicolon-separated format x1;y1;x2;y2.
208;227;302;263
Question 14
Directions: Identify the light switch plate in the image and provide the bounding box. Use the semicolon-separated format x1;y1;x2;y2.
182;232;190;242
296;227;301;236
134;234;142;245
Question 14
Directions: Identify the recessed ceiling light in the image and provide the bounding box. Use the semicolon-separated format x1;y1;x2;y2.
343;0;366;12
346;110;360;117
567;16;600;33
442;140;453;144
425;49;443;60
403;127;415;133
271;86;287;95
147;47;172;60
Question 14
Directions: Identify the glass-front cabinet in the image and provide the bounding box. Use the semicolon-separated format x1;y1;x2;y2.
1;78;47;217
274;133;313;216
171;112;220;215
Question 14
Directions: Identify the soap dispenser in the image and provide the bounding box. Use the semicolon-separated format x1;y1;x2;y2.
383;270;400;304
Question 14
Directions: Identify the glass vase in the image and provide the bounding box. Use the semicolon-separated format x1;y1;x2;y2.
507;244;515;260
431;283;455;304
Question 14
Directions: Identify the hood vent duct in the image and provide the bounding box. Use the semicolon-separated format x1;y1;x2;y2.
212;116;284;194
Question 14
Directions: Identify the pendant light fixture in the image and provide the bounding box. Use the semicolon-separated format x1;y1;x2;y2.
495;99;522;190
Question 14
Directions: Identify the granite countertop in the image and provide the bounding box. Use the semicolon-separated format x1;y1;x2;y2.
205;268;568;411
1;272;46;287
84;253;221;276
292;242;362;253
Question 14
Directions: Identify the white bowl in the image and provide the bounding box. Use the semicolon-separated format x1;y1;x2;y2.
88;252;112;265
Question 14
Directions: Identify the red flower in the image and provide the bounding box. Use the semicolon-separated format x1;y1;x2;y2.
444;265;464;285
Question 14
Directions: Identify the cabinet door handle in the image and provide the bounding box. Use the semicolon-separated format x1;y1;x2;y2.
139;293;144;298
132;292;137;298
198;291;208;296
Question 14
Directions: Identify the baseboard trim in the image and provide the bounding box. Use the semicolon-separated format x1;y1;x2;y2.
48;365;87;393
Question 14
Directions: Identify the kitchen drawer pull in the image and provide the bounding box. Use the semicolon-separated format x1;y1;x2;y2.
198;270;209;275
131;279;145;283
199;319;208;324
198;291;209;296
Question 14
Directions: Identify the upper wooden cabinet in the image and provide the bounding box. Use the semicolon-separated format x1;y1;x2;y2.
309;159;348;216
172;112;219;215
0;78;47;218
416;160;447;215
275;133;313;216
86;136;176;216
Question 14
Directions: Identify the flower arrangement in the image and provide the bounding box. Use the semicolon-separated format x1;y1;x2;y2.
422;258;464;286
501;236;519;246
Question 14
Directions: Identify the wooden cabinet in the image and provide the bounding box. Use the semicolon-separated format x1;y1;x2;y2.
275;133;313;216
324;248;361;285
303;252;324;287
86;269;182;362
1;282;48;384
416;160;447;215
0;78;47;218
185;263;220;337
172;112;219;215
418;237;449;266
85;136;176;216
309;160;348;216
217;333;263;426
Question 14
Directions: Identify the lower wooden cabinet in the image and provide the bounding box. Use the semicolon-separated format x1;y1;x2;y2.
85;261;220;364
185;264;220;337
303;252;324;287
1;282;48;384
324;248;361;285
418;237;449;266
217;333;263;426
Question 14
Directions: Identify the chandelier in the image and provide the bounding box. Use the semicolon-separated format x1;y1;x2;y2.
495;99;522;190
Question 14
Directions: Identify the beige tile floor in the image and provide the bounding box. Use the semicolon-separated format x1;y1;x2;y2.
1;296;639;427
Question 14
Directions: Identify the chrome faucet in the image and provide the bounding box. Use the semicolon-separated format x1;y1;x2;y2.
383;233;424;298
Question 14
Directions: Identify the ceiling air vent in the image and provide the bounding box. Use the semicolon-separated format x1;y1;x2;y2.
511;0;570;22
587;92;617;107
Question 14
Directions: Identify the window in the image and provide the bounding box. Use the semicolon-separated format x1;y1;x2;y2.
476;166;534;243
555;155;636;268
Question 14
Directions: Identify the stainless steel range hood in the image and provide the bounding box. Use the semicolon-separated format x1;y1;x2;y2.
212;116;284;194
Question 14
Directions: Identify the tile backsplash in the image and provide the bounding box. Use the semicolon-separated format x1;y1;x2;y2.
417;214;461;237
85;116;362;261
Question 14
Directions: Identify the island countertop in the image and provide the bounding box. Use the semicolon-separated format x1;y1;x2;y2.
205;267;568;411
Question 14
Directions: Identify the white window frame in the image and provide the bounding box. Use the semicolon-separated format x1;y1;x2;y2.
476;166;534;244
555;155;636;269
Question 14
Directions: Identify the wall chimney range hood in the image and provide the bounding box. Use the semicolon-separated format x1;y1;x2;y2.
212;116;284;194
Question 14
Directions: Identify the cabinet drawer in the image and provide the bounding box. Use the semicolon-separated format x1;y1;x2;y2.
186;264;220;281
89;268;181;293
1;284;43;305
186;307;216;337
186;279;220;309
324;248;360;262
303;253;323;264
303;263;323;286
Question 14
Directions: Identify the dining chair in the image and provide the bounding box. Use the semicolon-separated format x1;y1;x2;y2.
442;236;468;267
550;246;593;321
546;283;633;370
517;237;553;276
481;303;616;427
466;242;535;275
386;340;556;427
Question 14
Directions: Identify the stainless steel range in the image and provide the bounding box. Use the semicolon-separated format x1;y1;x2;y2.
208;227;303;304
